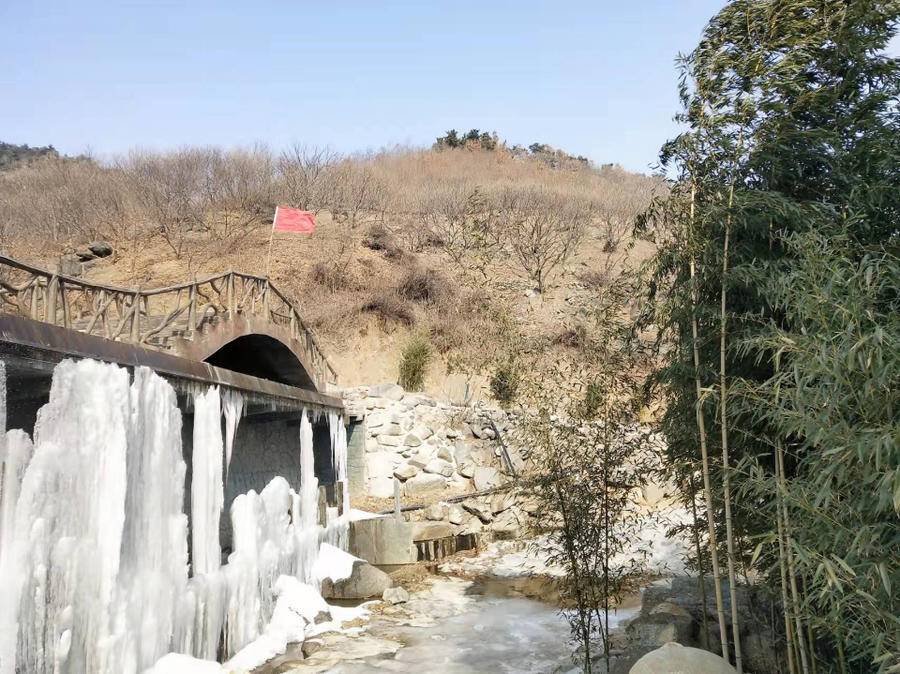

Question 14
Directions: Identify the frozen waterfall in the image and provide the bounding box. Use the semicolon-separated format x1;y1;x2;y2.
0;358;351;673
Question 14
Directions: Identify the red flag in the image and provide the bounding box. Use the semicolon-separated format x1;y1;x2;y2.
272;206;316;234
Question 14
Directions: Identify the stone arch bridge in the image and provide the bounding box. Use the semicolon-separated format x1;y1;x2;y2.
0;254;338;396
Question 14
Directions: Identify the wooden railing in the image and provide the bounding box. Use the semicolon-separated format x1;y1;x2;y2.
0;255;338;388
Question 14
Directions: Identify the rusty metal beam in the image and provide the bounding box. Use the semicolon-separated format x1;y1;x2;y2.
0;314;343;411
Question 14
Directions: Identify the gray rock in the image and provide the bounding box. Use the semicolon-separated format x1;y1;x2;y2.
423;458;455;478
59;255;83;277
448;504;465;525
410;424;433;440
458;462;475;479
408;451;432;469
404;433;423;448
404;472;446;495
630;642;736;674
370;383;405;400
76;249;96;261
452;440;472;464
424;503;447;521
471;424;496;440
393;463;419;480
302;638;325;657
473;466;503;491
626;601;694;652
88;241;113;257
436;446;454;462
382;422;403;436
491;491;515;514
382;587;409;605
321;560;392;600
411;521;454;541
462;501;493;524
378;435;402;447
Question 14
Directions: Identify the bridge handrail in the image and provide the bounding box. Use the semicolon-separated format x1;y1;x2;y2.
0;254;338;387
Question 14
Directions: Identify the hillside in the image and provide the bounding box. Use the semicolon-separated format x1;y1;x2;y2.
0;140;663;395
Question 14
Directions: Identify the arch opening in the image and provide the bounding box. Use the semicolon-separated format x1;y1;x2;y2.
203;334;316;389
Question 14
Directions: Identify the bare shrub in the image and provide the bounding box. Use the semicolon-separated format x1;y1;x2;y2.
553;323;589;349
362;223;405;260
577;268;611;289
498;186;591;293
310;261;356;293
360;291;415;327
397;266;451;305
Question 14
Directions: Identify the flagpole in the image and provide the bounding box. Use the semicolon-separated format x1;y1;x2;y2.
266;206;278;280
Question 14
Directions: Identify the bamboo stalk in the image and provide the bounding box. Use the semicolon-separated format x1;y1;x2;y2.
775;438;799;674
688;182;730;660
689;472;711;649
719;179;744;673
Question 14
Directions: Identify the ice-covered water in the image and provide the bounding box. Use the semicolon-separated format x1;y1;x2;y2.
330;579;637;674
0;358;351;674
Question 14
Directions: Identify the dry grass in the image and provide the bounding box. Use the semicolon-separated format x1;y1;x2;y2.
0;143;663;392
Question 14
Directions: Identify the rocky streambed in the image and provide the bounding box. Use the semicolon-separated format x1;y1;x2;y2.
262;540;638;674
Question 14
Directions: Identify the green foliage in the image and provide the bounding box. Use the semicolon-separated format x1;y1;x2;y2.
579;382;603;421
489;358;520;406
0;141;58;171
638;1;900;670
434;128;498;150
398;334;432;391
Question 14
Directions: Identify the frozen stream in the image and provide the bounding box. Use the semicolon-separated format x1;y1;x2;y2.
294;577;637;674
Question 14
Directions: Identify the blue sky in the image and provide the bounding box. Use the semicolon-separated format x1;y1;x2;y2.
2;2;895;173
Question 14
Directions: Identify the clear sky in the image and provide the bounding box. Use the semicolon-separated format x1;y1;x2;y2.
3;1;886;174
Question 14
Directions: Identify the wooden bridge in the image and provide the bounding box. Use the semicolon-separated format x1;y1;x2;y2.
0;255;338;393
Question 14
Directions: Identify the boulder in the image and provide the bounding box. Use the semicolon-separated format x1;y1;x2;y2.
59;254;83;277
452;440;472;464
382;587;409;605
368;477;394;499
629;643;737;674
462;501;493;524
490;491;516;514
411;521;454;541
302;638;325;657
393;463;419;481
423;458;455;478
321;560;392;600
408;451;433;469
88;241;113;257
381;422;403;436
403;433;422;448
404;472;446;496
625;601;694;652
436;445;454;462
458;462;475;479
491;509;521;539
378;434;402;447
473;466;503;491
424;503;447;521
459;516;484;535
369;383;405;400
448;505;465;525
471;424;496;440
76;249;96;261
410;424;434;440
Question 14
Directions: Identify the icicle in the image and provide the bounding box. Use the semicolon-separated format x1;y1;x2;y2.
328;410;350;515
299;410;317;530
222;390;244;478
0;360;131;674
191;386;224;576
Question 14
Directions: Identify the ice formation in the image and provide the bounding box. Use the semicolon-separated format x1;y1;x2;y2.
0;358;352;673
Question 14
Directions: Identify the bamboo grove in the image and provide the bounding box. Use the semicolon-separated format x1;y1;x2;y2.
637;1;900;672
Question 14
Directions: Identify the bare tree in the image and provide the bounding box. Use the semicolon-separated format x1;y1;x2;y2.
122;148;212;258
499;187;590;293
276;144;337;212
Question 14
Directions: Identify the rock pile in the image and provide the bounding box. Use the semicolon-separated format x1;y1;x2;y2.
343;384;523;500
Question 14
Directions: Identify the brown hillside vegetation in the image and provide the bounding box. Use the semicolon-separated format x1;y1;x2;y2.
0;143;663;394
